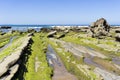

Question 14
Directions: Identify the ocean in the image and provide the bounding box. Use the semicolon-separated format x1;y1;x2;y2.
0;25;52;33
0;24;89;33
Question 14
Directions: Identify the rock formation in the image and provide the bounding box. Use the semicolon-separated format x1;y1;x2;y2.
94;67;120;80
89;18;111;39
113;27;120;42
0;34;32;79
55;33;66;39
47;31;57;37
115;33;120;42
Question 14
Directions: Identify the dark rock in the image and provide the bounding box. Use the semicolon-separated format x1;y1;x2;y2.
41;28;50;32
115;30;120;33
115;33;120;42
27;29;36;33
19;32;23;35
0;32;6;35
0;26;11;29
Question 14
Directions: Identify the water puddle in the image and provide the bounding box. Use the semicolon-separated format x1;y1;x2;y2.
0;36;16;53
83;53;103;69
112;57;120;65
46;44;62;67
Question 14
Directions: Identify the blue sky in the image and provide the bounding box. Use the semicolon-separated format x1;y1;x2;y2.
0;0;120;24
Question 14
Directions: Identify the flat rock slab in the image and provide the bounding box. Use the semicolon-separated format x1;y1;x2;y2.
50;38;107;58
94;67;120;80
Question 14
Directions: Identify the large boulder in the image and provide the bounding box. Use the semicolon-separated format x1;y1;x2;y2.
90;18;111;38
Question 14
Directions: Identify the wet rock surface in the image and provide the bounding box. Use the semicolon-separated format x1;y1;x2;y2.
50;38;120;80
46;45;77;80
0;36;16;53
94;67;120;80
50;38;106;58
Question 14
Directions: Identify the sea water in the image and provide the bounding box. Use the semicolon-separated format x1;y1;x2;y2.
0;25;52;33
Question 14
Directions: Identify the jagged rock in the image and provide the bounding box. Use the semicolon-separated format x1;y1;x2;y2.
0;26;11;29
47;31;57;37
90;18;110;38
115;33;120;42
90;18;110;31
2;64;19;80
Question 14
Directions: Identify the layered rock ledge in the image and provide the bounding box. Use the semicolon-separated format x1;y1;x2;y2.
0;34;31;79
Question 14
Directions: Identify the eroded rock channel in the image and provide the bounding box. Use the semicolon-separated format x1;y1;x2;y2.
50;38;120;80
46;44;77;80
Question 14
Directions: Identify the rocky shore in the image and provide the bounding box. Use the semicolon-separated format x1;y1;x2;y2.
0;18;120;80
0;34;32;80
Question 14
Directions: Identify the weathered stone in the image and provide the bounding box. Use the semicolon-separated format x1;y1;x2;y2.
0;35;31;77
115;33;120;42
94;67;120;80
64;30;69;33
28;32;34;36
89;18;111;38
47;31;57;37
4;64;19;80
56;33;65;39
91;18;110;31
115;30;120;33
40;28;50;32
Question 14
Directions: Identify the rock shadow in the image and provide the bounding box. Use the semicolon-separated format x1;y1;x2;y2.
11;38;33;80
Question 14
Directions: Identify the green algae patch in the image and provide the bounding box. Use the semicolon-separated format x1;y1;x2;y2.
62;32;120;57
24;33;52;80
0;33;25;60
0;32;18;48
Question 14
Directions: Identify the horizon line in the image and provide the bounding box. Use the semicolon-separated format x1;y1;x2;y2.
0;24;120;26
